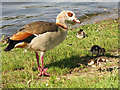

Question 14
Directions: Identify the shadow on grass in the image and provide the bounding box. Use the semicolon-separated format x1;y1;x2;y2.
98;67;120;72
45;55;90;69
13;52;119;72
44;53;119;70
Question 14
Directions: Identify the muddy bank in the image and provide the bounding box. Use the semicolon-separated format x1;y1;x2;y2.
73;11;118;28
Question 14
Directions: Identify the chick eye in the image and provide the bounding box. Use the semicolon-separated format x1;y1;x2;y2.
67;12;73;17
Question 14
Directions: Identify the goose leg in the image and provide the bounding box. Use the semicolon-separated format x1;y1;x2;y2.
35;52;41;71
38;52;50;76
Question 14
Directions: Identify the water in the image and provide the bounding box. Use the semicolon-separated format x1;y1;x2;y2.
1;2;118;37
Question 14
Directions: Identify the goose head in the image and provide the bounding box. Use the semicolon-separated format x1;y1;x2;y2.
56;10;80;29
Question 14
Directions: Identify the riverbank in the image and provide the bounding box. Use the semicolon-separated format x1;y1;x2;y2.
72;10;118;29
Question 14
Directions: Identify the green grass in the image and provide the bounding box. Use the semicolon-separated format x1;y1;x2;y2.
1;19;119;88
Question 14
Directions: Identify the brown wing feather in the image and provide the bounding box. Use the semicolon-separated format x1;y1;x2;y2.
20;21;58;34
10;21;58;41
10;32;33;40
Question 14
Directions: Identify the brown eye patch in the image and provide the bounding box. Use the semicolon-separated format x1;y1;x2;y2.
67;12;73;17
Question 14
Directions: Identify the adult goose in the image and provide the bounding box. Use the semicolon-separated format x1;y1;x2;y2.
4;10;80;76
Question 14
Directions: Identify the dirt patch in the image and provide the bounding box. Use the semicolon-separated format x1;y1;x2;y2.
60;56;119;79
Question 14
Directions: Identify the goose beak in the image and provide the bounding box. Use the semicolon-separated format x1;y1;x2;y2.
73;18;81;24
73;19;81;23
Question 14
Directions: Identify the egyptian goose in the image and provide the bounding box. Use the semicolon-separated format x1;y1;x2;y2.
76;29;87;39
90;45;106;57
4;10;80;76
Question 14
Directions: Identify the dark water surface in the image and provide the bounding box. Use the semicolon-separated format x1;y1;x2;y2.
1;2;118;37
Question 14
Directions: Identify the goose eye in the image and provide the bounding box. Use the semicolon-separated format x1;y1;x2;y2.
67;12;73;17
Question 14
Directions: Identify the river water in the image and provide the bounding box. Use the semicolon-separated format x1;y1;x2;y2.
1;2;118;37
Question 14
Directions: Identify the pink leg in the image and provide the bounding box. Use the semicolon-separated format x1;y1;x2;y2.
38;52;50;76
35;52;41;71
